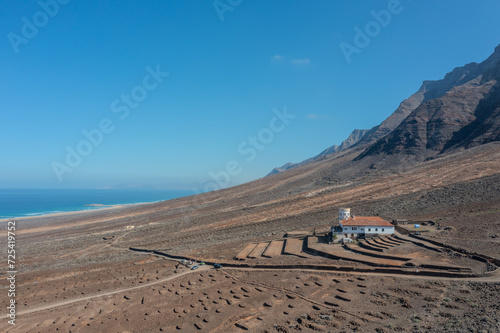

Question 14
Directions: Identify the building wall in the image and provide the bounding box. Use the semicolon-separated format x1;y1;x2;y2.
365;226;394;235
339;208;350;220
340;225;394;235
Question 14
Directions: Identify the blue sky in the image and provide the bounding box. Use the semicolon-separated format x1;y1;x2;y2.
1;0;500;190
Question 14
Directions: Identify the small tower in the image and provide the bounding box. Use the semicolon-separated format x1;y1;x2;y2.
339;208;350;221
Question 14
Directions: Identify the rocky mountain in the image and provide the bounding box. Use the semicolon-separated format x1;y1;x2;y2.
322;128;369;154
357;45;500;162
270;44;500;175
267;162;296;176
267;128;369;176
357;46;500;147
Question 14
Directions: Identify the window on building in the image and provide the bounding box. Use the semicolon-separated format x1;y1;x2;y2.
382;228;385;232
352;227;357;231
361;228;364;230
368;228;371;232
375;228;378;232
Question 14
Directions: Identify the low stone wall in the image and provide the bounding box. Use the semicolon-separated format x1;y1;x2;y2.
292;237;400;267
343;243;410;262
129;247;491;279
408;234;500;267
357;240;384;252
129;247;218;266
393;234;442;253
418;263;471;273
482;266;500;277
247;264;479;278
395;225;410;235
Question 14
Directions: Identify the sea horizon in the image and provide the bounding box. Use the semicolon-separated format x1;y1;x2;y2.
0;188;194;219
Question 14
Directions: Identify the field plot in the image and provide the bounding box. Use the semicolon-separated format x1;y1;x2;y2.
247;242;269;258
307;236;404;267
283;238;307;257
262;240;285;258
235;243;258;260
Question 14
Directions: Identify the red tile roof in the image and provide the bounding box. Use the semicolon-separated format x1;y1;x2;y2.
340;216;393;227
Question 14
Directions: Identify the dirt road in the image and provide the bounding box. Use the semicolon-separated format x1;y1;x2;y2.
17;264;212;316
17;261;500;317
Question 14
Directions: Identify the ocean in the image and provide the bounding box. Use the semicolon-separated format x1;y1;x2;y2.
0;189;193;219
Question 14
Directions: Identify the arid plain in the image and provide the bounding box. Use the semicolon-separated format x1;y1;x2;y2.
1;141;500;332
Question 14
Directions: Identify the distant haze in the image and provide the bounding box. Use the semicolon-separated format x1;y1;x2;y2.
2;1;500;189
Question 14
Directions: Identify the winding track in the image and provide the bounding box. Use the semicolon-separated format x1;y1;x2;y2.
17;254;500;317
17;263;211;316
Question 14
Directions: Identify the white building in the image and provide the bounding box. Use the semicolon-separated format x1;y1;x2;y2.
337;208;394;237
339;208;351;220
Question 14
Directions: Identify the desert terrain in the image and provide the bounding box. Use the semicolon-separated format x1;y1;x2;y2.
1;142;499;332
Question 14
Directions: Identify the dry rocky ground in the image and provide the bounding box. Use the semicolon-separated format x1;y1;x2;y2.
1;144;499;332
6;267;500;332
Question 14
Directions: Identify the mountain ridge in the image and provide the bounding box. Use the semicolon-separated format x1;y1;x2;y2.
269;44;500;176
357;46;500;162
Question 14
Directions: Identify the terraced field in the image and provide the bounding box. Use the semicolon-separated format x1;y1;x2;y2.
231;232;490;277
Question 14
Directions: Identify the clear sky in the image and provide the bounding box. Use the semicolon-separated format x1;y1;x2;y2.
1;0;500;191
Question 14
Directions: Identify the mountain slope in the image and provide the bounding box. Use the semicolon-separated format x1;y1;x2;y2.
267;128;369;176
270;44;500;176
357;45;500;161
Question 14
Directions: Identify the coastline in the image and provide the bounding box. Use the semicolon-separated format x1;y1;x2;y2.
0;201;155;225
0;188;193;224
